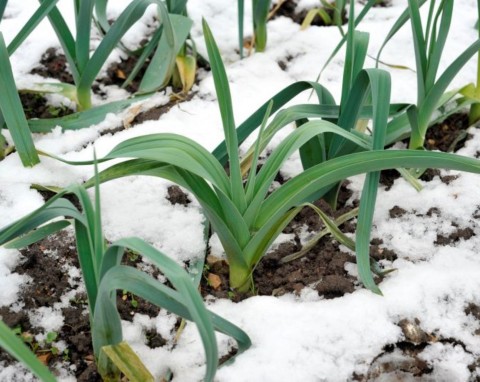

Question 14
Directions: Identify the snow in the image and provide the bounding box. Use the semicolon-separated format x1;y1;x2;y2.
1;0;480;381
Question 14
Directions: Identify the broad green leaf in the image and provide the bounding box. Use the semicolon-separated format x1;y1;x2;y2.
103;134;230;192
0;1;7;20
407;0;428;103
0;320;56;382
245;100;273;203
5;220;71;249
95;238;221;380
122;26;164;89
28;95;150;133
258;150;480;228
424;0;453;93
418;38;480;134
75;0;95;74
138;14;193;93
244;120;371;227
203;20;246;212
316;0;381;81
0;198;82;246
94;0;109;32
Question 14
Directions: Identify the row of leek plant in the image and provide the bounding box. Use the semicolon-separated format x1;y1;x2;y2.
0;0;194;167
2;2;480;378
35;15;480;296
0;163;250;382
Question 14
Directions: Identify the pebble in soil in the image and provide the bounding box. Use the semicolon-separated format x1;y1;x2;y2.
353;315;480;381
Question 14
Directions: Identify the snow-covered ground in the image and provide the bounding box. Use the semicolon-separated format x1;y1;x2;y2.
1;0;480;381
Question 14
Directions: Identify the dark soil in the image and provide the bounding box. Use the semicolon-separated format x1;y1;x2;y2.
31;48;74;85
435;225;475;246
425;113;470;152
379;112;470;190
201;182;396;301
100;55;146;94
166;185;191;206
359;0;392;7
19;93;74;120
130;91;196;127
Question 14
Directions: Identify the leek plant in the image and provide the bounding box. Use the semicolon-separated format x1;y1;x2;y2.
94;0;196;94
0;0;192;167
27;0;191;110
301;0;346;32
238;0;272;57
0;172;250;381
376;0;480;151
46;21;480;295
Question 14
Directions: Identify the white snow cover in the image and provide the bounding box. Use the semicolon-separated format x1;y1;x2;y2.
1;0;480;381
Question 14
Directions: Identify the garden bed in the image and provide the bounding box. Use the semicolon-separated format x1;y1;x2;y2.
1;0;480;381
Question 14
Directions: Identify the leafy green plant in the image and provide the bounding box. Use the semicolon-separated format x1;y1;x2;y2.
376;0;480;152
42;20;480;296
0;172;250;381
